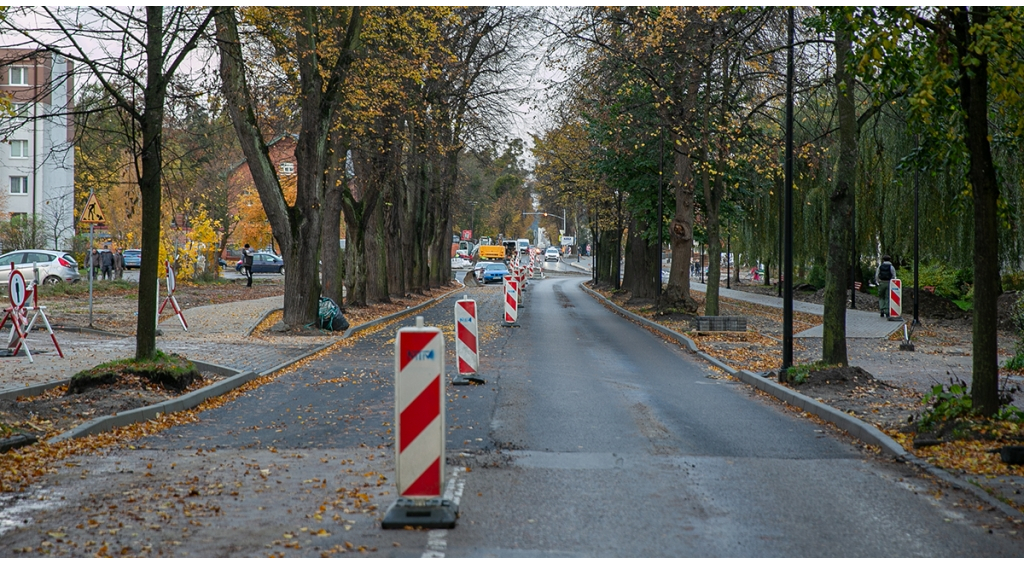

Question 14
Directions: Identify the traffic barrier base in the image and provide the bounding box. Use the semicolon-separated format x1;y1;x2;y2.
381;498;457;529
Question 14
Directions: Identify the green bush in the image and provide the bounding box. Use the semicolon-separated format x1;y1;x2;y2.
1002;271;1024;292
807;263;826;289
918;379;973;432
914;263;971;301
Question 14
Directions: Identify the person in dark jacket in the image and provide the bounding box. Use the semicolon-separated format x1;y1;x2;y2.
100;248;114;280
242;243;254;287
88;249;100;281
875;255;897;318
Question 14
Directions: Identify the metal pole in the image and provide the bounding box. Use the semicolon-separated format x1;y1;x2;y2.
913;136;920;326
850;204;857;309
658;128;664;303
782;7;795;378
726;226;731;290
88;223;94;327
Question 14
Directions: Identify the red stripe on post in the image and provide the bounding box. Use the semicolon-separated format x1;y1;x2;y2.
399;332;437;372
458;322;477;352
402;457;441;497
399;376;441;452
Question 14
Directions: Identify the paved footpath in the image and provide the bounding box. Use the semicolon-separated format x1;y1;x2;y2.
690;282;902;338
0;295;332;393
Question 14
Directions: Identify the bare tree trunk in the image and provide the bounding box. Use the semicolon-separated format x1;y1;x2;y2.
623;216;659;301
822;27;856;366
954;7;999;416
216;7;362;328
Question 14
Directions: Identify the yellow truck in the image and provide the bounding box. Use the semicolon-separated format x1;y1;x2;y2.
477;245;506;261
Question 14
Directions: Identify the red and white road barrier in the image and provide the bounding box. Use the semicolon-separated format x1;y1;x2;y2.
394;317;445;498
159;260;188;330
455;296;478;376
3;266;33;361
15;282;64;359
502;274;519;326
889;279;902;318
383;316;457;529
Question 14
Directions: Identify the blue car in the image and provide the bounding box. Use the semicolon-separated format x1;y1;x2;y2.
478;261;509;284
122;249;141;269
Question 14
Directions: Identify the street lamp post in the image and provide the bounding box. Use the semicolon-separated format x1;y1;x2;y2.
522;211;566;242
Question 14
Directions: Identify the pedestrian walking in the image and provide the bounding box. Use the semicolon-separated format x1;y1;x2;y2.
88;249;100;281
242;243;254;287
113;248;124;280
100;248;114;280
875;255;897;318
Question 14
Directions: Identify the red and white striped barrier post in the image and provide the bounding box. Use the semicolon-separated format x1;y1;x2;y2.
889;279;902;319
16;282;64;359
3;266;33;361
453;296;484;385
502;274;519;327
382;316;457;529
159;260;188;331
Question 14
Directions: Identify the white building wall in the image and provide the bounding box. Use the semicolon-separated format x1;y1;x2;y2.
0;52;75;251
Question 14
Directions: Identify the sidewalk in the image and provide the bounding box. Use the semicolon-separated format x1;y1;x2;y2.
689;282;902;339
0;295;331;394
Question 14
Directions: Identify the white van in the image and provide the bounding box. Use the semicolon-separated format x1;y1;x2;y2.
516;238;530;255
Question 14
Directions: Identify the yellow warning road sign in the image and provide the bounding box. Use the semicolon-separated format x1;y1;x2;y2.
80;193;106;224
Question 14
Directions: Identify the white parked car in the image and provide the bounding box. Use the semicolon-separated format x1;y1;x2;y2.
0;249;81;286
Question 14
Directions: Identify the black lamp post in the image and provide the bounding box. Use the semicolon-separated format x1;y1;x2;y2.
781;7;795;379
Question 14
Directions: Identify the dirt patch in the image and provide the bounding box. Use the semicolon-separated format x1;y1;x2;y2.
0;371;223;440
784;366;922;431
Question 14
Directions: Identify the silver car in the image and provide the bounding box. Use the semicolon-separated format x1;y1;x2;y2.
0;249;81;286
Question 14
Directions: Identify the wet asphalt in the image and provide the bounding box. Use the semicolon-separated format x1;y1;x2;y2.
0;267;1022;556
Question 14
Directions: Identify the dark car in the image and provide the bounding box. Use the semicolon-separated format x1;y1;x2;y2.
236;252;285;274
122;249;141;269
479;261;509;284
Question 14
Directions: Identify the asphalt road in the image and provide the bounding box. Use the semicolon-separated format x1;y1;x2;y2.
1;274;1021;557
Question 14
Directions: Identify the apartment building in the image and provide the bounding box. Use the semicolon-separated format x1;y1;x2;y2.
0;49;75;250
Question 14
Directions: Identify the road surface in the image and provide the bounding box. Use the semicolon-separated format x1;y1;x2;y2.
0;274;1020;557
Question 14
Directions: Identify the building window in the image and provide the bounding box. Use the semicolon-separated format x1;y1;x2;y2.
10;176;28;195
280;162;294;175
10;140;28;159
9;67;28;86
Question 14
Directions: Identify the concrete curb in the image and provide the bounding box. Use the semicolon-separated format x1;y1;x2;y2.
341;287;462;340
47;360;256;444
0;378;71;401
245;307;282;337
579;281;1024;520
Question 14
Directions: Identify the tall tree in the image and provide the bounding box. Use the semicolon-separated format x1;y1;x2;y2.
854;7;1024;415
216;7;364;328
4;7;215;359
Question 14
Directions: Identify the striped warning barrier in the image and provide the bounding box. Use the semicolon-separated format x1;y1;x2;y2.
502;275;519;326
455;296;478;376
382;316;456;528
889;279;902;319
394;319;445;498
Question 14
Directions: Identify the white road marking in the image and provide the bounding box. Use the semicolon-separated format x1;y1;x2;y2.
419;466;466;558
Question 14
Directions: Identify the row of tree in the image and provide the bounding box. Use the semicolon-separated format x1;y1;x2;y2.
533;7;1024;416
1;7;538;360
